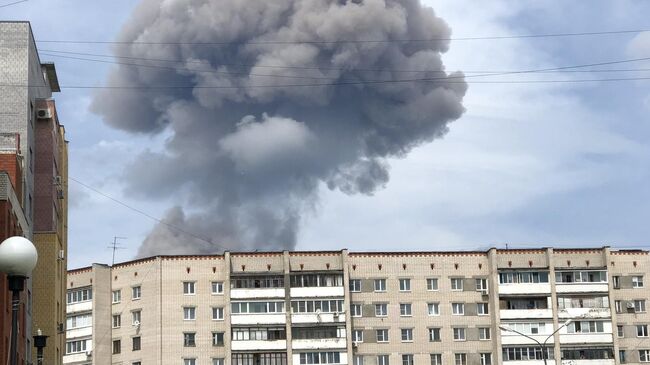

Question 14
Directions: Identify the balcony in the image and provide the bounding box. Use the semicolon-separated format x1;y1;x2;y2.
291;313;346;324
66;326;92;339
500;334;553;346
63;353;91;364
500;309;553;319
291;352;347;365
561;360;614;365
292;338;347;350
66;301;92;314
231;340;287;351
231;314;286;325
558;307;610;319
499;283;551;295
290;287;344;298
504;361;546;365
231;288;285;299
559;333;613;344
555;283;609;294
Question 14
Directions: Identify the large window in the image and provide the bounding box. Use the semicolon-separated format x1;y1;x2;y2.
232;276;284;289
299;352;341;364
290;274;343;287
477;303;489;315
67;287;92;304
557;296;609;309
479;327;491;340
567;321;605;334
292;326;344;340
234;327;287;340
502;347;553;361
499;271;549;284
561;348;614;360
555;271;607;283
66;340;87;354
233;353;287;365
501;322;547;335
291;300;344;313
66;313;92;329
233;301;285;314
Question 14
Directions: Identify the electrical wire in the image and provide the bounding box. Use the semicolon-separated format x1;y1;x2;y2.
69;176;232;251
34;28;650;45
0;0;28;9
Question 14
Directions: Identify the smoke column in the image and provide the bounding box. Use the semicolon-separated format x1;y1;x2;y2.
92;0;468;256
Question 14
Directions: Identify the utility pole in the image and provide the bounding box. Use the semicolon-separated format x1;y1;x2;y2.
108;236;127;266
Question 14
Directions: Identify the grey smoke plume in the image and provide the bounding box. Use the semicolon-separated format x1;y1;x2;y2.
92;0;467;256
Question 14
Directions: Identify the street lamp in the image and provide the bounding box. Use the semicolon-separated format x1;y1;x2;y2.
0;236;38;365
33;328;48;365
499;319;572;365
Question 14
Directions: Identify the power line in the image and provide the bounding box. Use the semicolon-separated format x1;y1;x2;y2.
0;0;28;9
69;176;231;251
108;236;127;266
33;28;650;45
40;49;650;77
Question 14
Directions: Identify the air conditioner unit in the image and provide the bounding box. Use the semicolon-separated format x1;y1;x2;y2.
36;109;51;119
480;289;489;296
352;341;359;348
58;249;65;260
133;320;141;327
53;175;63;185
57;189;64;199
626;302;635;309
85;350;92;357
57;323;64;333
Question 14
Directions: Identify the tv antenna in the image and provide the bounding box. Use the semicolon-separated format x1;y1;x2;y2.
108;236;127;266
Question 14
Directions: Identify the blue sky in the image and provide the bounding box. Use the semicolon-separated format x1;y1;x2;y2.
3;0;650;268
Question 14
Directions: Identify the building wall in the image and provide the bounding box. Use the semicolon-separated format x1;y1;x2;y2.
64;248;650;365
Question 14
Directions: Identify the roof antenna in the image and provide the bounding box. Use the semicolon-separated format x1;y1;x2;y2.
108;236;127;266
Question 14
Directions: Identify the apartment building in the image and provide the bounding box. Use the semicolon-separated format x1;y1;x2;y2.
64;247;649;365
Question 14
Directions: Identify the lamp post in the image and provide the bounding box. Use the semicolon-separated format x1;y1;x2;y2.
0;236;38;365
499;319;572;365
33;328;48;365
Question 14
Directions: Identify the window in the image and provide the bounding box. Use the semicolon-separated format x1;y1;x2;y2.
184;359;196;365
112;339;121;354
298;352;341;364
499;271;549;284
351;304;362;317
452;303;464;315
503;347;553;361
430;354;442;365
350;279;361;292
235;301;286;314
133;362;142;365
400;303;412;316
427;278;439;291
212;307;224;320
636;300;647;313
184;332;196;347
619;350;626;364
213;359;225;365
428;328;441;342
634;276;645;288
183;307;196;320
213;332;224;346
476;278;488;291
451;278;463;291
567;321;605;334
402;355;413;365
555;270;607;283
291;300;343;313
453;328;466;341
613;276;621;289
427;303;440;316
112;314;121;328
66;340;87;354
401;328;413;342
615;300;622;313
132;336;141;351
375;279;387;292
399;279;411;292
454;354;466;365
211;281;224;294
132;286;141;300
377;355;389;365
375;303;388;317
67;313;92;329
234;327;287;340
354;356;364;365
132;310;141;325
231;276;284;288
480;354;491;365
638;325;649;337
640;350;650;362
502;322;547;335
377;329;389;342
112;290;121;303
183;281;196;295
477;303;489;315
479;327;491;340
618;325;624;337
291;274;343;287
67;288;92;304
233;353;287;365
352;330;364;342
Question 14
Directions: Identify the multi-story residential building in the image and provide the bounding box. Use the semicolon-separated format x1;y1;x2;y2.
64;247;649;365
0;20;66;365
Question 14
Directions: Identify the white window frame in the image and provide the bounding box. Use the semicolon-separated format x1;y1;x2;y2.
212;307;224;320
183;306;196;320
132;310;141;325
402;354;414;365
453;328;466;341
211;281;224;294
378;355;389;365
427;303;440;316
399;279;411;292
633;276;645;288
638;325;649;337
351;304;363;317
112;314;121;328
427;278;439;291
376;329;389;343
401;328;413;342
640;350;650;363
430;354;442;365
353;330;364;343
636;300;647;313
452;303;464;315
477;303;489;315
183;281;196;295
428;328;441;342
451;278;463;291
479;327;491;340
455;353;467;365
479;353;491;365
375;303;388;317
112;290;121;304
213;359;225;365
400;303;412;317
374;279;387;292
350;279;361;292
132;286;141;300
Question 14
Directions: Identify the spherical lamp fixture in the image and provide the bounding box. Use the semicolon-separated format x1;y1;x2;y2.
0;236;38;276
